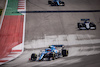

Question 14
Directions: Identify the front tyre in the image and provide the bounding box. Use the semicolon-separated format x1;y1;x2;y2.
31;53;37;61
61;2;65;6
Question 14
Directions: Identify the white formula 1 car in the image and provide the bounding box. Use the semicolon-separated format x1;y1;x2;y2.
77;19;96;30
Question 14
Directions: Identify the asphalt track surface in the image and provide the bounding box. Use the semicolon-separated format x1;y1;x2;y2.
1;0;100;67
25;0;100;41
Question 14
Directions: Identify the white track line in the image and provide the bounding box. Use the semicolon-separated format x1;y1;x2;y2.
0;0;8;29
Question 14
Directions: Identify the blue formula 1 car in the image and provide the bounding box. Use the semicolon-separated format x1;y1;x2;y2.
29;45;68;61
77;19;96;30
48;0;65;6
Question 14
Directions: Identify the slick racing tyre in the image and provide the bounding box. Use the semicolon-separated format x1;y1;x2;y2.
62;49;68;57
61;2;64;4
48;1;52;4
90;23;96;30
31;53;37;61
77;23;80;28
61;2;65;6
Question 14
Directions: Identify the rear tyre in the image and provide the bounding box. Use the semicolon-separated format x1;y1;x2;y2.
48;1;52;4
77;23;82;30
77;23;80;28
62;50;68;57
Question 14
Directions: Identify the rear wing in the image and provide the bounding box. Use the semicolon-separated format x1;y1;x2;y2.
51;45;64;47
81;19;90;22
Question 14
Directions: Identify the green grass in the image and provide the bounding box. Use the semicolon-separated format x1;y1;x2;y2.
5;0;22;15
